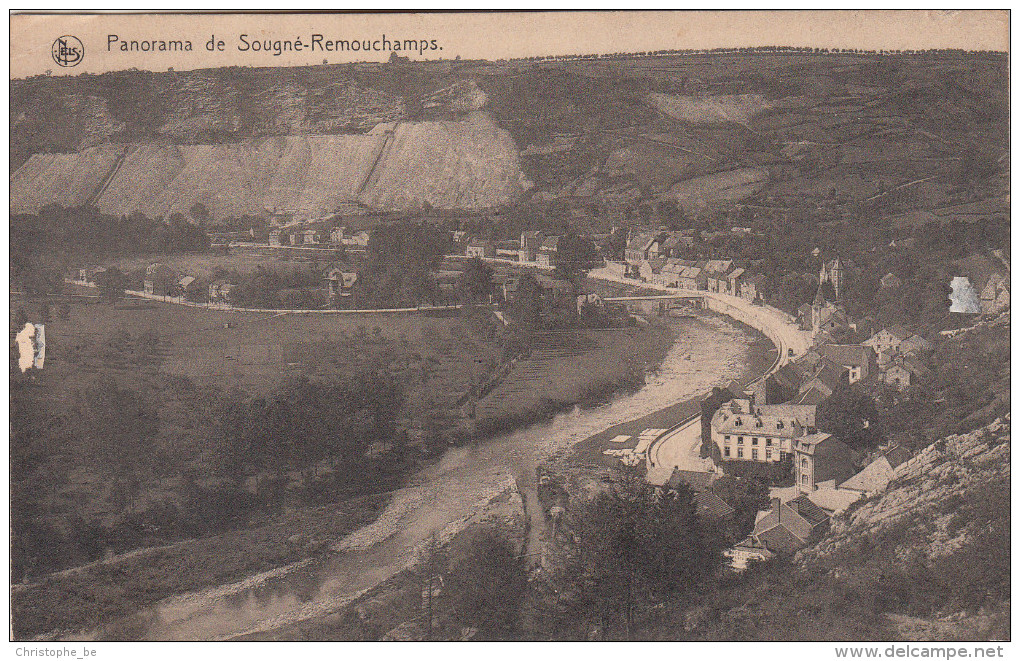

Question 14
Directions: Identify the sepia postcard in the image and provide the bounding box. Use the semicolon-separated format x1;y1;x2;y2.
7;9;1011;654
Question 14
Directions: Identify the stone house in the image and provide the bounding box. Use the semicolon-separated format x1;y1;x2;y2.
680;266;707;291
816;344;876;384
751;496;830;555
624;232;658;265
465;238;496;259
269;229;283;246
793;433;856;493
863;325;911;354
711;397;818;463
899;334;934;355
208;281;236;303
326;267;359;305
536;235;560;267
741;273;766;303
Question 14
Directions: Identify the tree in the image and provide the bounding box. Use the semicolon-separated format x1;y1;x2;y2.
188;202;210;224
95;267;128;302
508;273;542;327
443;527;527;639
817;383;883;452
458;257;495;303
568;470;725;639
73;379;158;511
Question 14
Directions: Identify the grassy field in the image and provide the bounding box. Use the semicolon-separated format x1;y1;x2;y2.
104;251;335;282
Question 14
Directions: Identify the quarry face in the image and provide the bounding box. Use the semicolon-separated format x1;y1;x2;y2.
11;111;528;217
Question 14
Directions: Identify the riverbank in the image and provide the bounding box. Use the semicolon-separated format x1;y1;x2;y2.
566;310;774;469
12;312;678;641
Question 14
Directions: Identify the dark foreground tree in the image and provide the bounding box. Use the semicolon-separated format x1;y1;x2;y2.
443;526;527;640
567;470;727;639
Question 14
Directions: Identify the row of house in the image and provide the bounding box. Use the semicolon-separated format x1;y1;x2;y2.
267;226;371;249
624;230;695;264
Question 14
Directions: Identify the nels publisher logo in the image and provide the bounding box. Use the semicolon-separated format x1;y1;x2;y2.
52;35;84;67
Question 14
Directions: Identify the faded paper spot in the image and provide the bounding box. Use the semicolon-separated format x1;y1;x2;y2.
949;277;981;313
15;322;36;373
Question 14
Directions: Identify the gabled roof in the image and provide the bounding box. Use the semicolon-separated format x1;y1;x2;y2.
540;235;561;251
839;456;894;493
467;237;492;247
727;267;746;280
666;469;718;493
756;522;809;555
809;357;848;391
793;386;829;405
900;334;934;353
817;344;875;368
521;230;544;239
694;491;736;519
643;257;666;274
786;494;829;527
884;325;911;341
806;487;861;514
771;363;807;391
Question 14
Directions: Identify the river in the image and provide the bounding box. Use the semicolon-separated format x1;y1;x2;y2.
95;314;766;641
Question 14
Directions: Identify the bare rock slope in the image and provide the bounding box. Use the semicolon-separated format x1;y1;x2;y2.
11;112;527;217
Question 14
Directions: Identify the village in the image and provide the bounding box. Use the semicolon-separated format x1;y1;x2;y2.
66;209;1012;576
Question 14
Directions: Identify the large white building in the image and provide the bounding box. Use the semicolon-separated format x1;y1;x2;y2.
711;396;818;463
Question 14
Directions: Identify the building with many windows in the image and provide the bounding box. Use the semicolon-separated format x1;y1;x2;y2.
711;396;817;463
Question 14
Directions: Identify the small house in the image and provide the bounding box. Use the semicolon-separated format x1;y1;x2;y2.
465;238;496;259
269;229;283;246
208;280;236;303
863;326;911;354
816;344;876;384
144;263;177;297
326;267;359;302
751;496;830;555
536;236;560;267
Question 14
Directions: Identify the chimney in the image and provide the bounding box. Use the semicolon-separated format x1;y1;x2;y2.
771;497;782;522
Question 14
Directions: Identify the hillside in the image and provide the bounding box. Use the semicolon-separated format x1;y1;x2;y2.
11;112;527;217
11;51;1007;219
